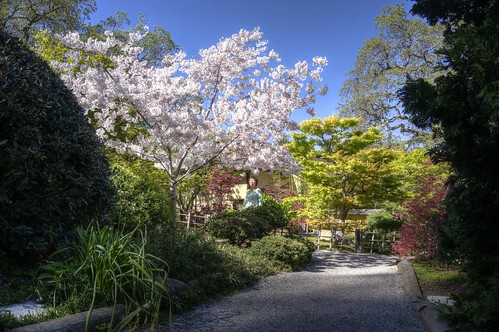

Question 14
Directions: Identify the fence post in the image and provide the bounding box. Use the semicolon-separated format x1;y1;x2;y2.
317;224;322;250
355;229;362;253
329;228;334;250
186;212;191;229
370;232;375;253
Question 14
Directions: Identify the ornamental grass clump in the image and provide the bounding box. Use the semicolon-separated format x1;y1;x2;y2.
39;222;170;331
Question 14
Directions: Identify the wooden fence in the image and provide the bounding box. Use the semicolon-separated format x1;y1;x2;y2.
300;224;399;254
175;213;399;254
177;212;211;228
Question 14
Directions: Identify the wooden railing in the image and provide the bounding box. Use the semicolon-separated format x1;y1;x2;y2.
177;212;211;228
175;216;399;254
298;224;399;254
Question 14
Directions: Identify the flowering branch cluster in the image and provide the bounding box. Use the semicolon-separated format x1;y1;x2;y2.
53;27;327;199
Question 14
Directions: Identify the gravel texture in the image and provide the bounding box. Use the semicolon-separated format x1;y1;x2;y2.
168;251;428;332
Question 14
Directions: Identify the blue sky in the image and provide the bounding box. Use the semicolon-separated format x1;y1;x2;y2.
91;0;413;124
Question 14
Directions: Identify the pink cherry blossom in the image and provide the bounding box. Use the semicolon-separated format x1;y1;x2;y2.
53;27;327;204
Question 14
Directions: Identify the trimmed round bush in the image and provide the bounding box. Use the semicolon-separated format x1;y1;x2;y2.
248;235;315;271
0;31;115;263
206;196;290;246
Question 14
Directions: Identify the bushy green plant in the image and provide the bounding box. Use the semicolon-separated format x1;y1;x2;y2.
148;226;302;312
108;151;174;228
441;273;499;332
206;196;290;246
248;236;315;271
366;210;402;231
148;227;274;311
0;31;115;263
148;227;229;287
39;222;170;331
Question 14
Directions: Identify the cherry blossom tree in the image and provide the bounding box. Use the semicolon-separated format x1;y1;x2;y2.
53;27;328;208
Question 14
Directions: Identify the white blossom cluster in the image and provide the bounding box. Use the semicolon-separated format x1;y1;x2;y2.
53;27;327;188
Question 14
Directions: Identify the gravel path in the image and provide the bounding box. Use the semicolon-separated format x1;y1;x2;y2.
168;251;428;332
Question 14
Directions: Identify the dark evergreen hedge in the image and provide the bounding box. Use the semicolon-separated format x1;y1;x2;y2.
0;30;116;263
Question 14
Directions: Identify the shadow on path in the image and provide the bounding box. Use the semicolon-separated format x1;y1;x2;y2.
169;251;427;332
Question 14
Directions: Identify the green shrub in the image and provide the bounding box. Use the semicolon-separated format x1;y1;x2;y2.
108;151;174;228
149;227;228;286
248;235;315;271
148;228;257;310
148;227;293;312
0;31;115;263
206;196;290;246
441;273;499;332
367;210;402;231
206;209;259;246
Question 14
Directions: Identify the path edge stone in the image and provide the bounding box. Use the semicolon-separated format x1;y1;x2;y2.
8;304;125;332
397;259;450;332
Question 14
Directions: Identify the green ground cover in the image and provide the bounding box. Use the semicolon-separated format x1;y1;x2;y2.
411;258;466;298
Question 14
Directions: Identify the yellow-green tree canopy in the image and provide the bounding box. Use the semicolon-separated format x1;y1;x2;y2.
287;115;405;225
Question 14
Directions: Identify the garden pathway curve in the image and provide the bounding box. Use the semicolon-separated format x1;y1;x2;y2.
167;251;428;332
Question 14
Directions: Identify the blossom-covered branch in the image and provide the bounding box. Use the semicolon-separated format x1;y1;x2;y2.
53;27;328;203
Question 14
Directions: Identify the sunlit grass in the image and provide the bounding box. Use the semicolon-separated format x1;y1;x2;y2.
412;258;466;297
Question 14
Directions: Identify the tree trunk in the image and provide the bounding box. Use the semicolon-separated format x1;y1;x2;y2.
337;205;349;237
169;179;178;219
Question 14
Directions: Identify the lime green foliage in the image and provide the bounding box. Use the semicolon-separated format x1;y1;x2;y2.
32;30;68;63
206;196;290;246
39;222;170;331
108;151;174;228
287;115;405;225
248;236;315;271
391;147;451;199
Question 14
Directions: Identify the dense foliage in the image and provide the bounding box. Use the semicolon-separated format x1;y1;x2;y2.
287;116;404;225
400;0;499;329
206;196;290;246
248;236;315;271
39;223;169;330
392;172;448;258
339;4;445;145
366;210;402;232
108;151;174;228
0;31;115;263
148;227;293;312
